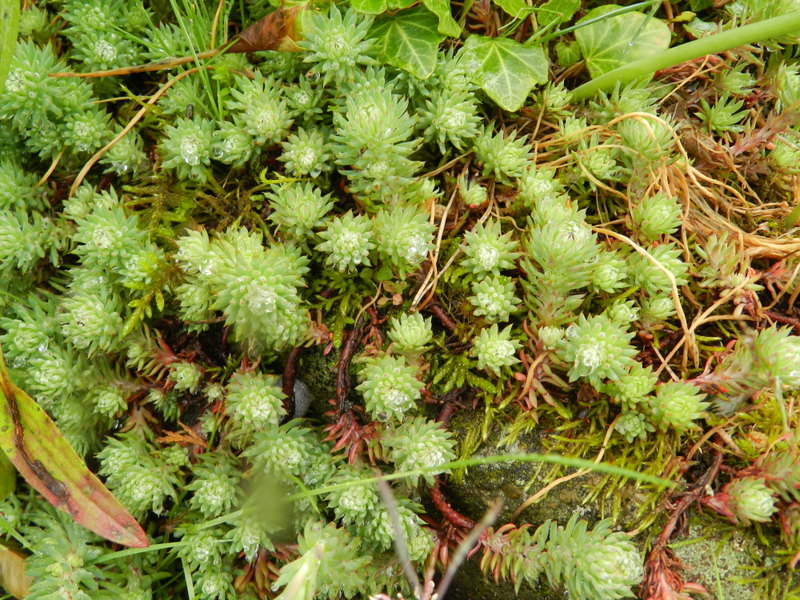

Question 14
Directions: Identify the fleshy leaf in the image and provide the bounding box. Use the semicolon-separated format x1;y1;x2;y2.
462;36;549;111
422;0;461;37
0;0;20;92
0;347;148;548
575;5;671;78
369;5;445;79
0;544;29;599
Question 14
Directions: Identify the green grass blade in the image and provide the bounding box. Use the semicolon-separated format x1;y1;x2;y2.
288;451;677;502
0;0;20;92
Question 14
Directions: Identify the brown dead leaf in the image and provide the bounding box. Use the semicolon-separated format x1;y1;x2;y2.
227;5;305;54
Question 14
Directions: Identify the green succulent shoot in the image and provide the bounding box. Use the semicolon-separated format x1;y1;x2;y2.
647;381;708;432
381;416;456;485
224;370;287;442
357;354;422;422
458;175;488;207
472;324;522;375
517;165;564;207
175;227;310;352
373;205;434;276
159;118;216;182
614;410;655;442
616;115;675;165
557;314;637;388
279;127;334;178
725;477;778;524
266;182;333;242
316;211;375;273
298;5;376;84
631;192;682;242
462;219;521;277
696;94;749;134
226;72;293;146
473;126;533;182
539;514;643;600
704;477;778;525
469;275;521;323
388;312;433;358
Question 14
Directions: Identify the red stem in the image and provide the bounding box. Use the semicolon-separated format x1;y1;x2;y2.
431;479;476;529
281;347;301;418
335;316;364;413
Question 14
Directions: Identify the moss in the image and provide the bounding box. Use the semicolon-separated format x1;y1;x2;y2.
449;559;563;600
446;409;647;529
670;512;798;600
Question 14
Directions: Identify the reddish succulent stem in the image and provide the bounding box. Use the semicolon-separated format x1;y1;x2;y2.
281;346;301;418
220;325;231;349
435;387;467;427
437;403;456;427
641;448;722;599
764;309;800;333
656;449;722;547
426;302;457;334
431;478;476;529
365;305;384;343
335;316;364;413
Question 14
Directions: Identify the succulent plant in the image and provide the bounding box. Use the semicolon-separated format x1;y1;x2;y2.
357;354;422;422
704;477;778;525
387;312;433;357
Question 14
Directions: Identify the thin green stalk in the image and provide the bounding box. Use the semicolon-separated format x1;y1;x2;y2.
287;451;677;502
92;541;185;562
572;12;800;100
92;538;233;564
182;559;196;600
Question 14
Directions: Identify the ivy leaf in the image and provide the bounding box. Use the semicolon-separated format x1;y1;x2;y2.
0;0;20;92
369;5;445;79
537;0;580;28
0;346;149;548
575;5;671;79
350;0;415;13
494;0;530;18
422;0;461;37
350;0;388;12
462;36;549;111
